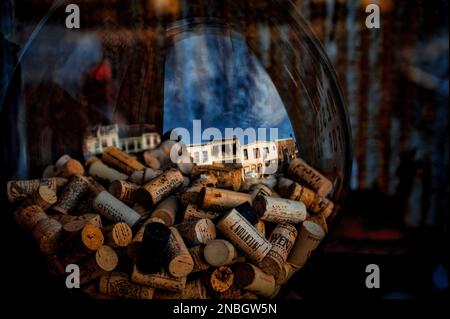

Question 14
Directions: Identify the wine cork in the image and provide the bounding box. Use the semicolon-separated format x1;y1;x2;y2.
88;157;128;183
85;176;106;194
276;262;301;286
143;151;161;169
287;221;325;267
189;245;210;273
198;187;252;212
176;156;195;176
29;185;57;210
59;221;104;264
175;218;216;246
99;272;154;299
6;177;61;204
151;196;178;226
250;184;273;201
288;158;333;197
79;245;118;284
235;202;259;225
136;222;171;274
179;186;202;206
14;204;48;231
191;165;243;191
129;168;163;185
93;191;141;227
31;218;63;255
104;222;133;248
49;214;78;225
109;180;139;205
131;265;186;292
51;175;90;215
234;263;276;298
276;177;294;197
137;168;184;206
253;195;307;224
102;146;146;175
59;159;85;178
255;220;266;237
216;208;272;263
80;213;103;228
127;217;166;260
287;182;335;218
132;203;152;218
160;140;176;157
203;266;234;293
166;227;194;278
204;239;238;266
183;203;221;222
307;213;328;233
258;223;298;278
192;174;218;188
55;154;72;168
154;279;208;299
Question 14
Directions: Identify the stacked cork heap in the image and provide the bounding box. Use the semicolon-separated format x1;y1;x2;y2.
7;141;334;299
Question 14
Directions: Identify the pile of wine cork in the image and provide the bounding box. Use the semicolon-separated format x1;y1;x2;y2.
7;143;335;299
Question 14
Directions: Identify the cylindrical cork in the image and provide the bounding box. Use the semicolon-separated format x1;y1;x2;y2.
234;202;259;225
82;282;115;300
258;223;298;278
234;263;276;298
93;191;141;227
79;213;103;228
253;195;307;224
204;239;239;267
127;217;166;260
276;177;294;198
104;222;133;248
182;204;221;222
198;187;252;212
203;266;234;293
99;272;154;299
287;221;326;267
129;168;163;185
176;156;195;176
166;227;194;278
51;175;90;215
87;157;128;183
192;174;218;188
276;262;301;286
250;184;273;201
102;146;146;175
14;204;48;231
288;158;333;197
31;218;63;255
287;182;335;219
6;177;61;204
28;186;57;210
137;168;184;206
191;165;243;191
136;222;171;274
189;245;210;273
179;186;202;206
154;279;208;299
109;180;139;205
175;218;216;246
255;220;266;237
59;221;104;264
132;203;152;218
58;158;85;179
131;265;186;292
151;196;178;226
79;245;118;284
55;154;72;168
143;150;161;169
306;213;329;233
216;209;272;263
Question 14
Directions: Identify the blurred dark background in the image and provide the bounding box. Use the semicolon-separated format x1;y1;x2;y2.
1;0;448;300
